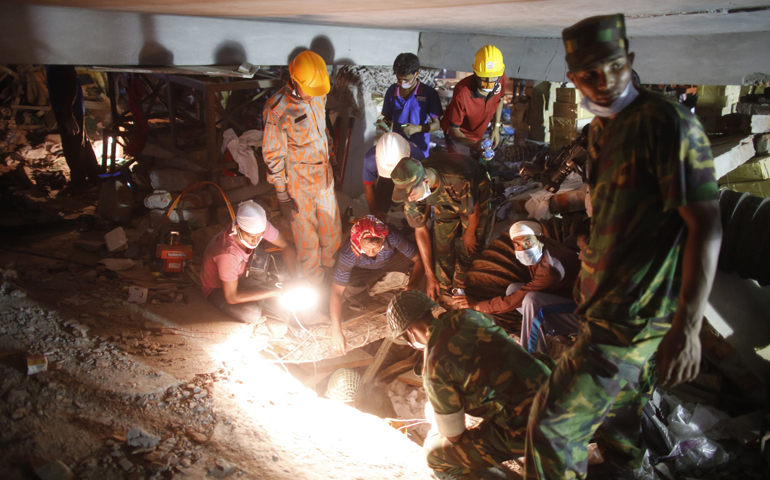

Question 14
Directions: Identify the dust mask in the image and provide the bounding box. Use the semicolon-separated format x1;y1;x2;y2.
411;340;426;351
515;244;543;266
400;79;414;89
237;228;261;250
581;82;639;118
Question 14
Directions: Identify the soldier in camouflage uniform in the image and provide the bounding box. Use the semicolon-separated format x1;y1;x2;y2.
390;153;491;300
524;14;722;480
386;290;552;474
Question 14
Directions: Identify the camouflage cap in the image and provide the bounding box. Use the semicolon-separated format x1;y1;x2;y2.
386;290;437;339
325;368;363;403
390;157;426;203
562;14;627;73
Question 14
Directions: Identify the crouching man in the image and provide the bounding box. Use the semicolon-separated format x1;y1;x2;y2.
386;290;551;474
330;215;424;354
453;220;581;353
201;201;299;324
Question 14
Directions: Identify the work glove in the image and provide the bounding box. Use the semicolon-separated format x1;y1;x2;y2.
276;189;298;222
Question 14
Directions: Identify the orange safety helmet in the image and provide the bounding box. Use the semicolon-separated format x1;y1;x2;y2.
289;50;331;97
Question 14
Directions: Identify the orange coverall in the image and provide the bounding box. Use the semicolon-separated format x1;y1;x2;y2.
262;84;341;283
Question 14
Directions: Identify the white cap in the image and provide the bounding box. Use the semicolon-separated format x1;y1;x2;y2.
236;200;267;234
376;132;411;179
509;220;542;239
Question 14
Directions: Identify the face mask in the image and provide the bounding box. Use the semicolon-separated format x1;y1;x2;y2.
411;340;426;351
580;82;639;117
400;79;414;89
515;244;543;266
481;88;494;93
237;228;261;250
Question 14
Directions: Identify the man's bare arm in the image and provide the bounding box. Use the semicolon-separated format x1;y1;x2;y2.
656;200;722;386
222;280;280;305
414;226;439;299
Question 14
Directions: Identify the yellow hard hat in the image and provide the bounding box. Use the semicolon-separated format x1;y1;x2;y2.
472;45;505;78
289;50;330;97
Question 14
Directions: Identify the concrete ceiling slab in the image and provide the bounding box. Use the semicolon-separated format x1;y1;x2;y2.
13;1;770;37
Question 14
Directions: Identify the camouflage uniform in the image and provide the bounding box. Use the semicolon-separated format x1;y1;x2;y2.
423;309;551;474
401;153;491;292
524;86;718;478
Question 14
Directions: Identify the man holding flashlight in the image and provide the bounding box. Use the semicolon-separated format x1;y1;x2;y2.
201;201;299;325
441;45;506;157
329;215;424;354
387;290;551;474
524;14;721;479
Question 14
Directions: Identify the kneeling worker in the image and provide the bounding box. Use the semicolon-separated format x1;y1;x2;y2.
453;220;580;353
201;201;299;324
330;215;424;354
387;290;551;474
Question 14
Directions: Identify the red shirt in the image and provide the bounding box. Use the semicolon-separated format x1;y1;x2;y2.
441;75;507;142
200;222;279;297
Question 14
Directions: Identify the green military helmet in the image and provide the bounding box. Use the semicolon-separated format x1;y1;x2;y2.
562;13;627;73
387;290;438;339
325;368;363;403
390;157;426;203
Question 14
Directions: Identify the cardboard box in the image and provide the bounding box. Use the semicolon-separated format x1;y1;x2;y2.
104;227;128;252
723;178;770;198
553;102;578;119
555;88;576;103
718;155;770;184
550;116;577;132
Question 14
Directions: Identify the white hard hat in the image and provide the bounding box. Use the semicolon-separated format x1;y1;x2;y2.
236;200;267;234
375;132;411;179
509;220;542;239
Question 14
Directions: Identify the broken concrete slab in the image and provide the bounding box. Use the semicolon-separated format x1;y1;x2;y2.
149;169;202;192
149;207;211;228
176;190;213;209
711;135;756;179
213;184;263;205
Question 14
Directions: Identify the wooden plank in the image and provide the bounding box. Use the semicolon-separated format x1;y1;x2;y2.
377;352;420;382
361;339;392;384
396;369;423;387
0;64;19;79
10;105;51;111
297;348;373;375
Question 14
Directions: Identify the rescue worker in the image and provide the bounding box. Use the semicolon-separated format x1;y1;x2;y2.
524;14;722;479
362;132;424;222
441;45;507;156
200;201;299;325
387;290;551;474
329;215;424;354
379;53;444;158
453;220;581;354
262;50;342;285
390;154;491;301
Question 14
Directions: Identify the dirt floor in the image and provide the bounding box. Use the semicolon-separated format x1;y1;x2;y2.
0;189;538;480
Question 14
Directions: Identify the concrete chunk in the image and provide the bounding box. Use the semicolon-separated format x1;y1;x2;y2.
736;103;770;116
751;115;770;134
755;133;770;155
149;169;201;192
126;427;160;448
34;460;73;480
176;190;213;209
213;172;248;191
712;135;756;179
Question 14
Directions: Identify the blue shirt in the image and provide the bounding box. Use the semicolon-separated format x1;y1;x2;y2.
332;229;418;286
362;141;425;184
382;81;444;158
